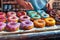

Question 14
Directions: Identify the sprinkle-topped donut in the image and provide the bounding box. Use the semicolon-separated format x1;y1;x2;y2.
7;11;16;17
20;15;30;22
8;16;19;22
6;22;20;31
20;20;34;30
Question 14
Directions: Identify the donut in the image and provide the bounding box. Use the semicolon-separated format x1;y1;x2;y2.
6;22;20;31
41;13;49;18
45;18;56;26
0;12;6;17
0;22;6;31
0;16;6;22
20;15;30;22
48;9;57;18
27;11;37;16
55;17;60;25
17;11;26;17
34;19;45;28
37;10;49;18
20;20;34;30
7;12;16;17
8;16;19;22
31;14;41;20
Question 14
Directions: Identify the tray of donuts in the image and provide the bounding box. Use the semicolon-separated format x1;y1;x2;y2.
0;9;60;34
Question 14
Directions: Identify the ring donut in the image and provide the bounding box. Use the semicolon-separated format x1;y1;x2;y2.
45;18;56;26
34;19;45;28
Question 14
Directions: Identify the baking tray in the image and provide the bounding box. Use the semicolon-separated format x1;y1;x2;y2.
0;25;60;35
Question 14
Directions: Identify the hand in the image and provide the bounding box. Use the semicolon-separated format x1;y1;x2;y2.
46;0;54;10
17;0;34;10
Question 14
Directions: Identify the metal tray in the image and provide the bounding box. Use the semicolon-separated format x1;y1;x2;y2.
0;25;60;35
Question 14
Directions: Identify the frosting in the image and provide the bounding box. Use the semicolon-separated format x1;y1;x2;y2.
20;15;30;21
7;12;16;17
7;22;20;29
8;16;19;22
32;15;41;19
21;20;33;27
41;13;49;18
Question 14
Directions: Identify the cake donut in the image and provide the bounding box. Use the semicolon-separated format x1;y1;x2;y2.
34;19;45;28
0;22;6;31
20;15;30;22
0;16;6;22
20;20;34;30
45;18;56;26
17;11;26;17
8;16;19;22
7;12;16;17
55;17;60;25
6;22;20;31
0;12;6;17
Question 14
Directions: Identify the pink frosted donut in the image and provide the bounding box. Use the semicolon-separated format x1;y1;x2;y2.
0;12;6;17
7;12;16;17
8;16;19;22
0;22;6;31
6;22;20;31
21;20;34;30
0;16;6;22
20;15;30;22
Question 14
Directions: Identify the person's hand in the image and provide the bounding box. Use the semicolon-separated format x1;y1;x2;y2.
46;0;54;10
17;0;34;10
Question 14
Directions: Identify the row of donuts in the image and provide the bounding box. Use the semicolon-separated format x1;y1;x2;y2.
0;11;56;31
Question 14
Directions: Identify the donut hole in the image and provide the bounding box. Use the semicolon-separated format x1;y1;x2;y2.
35;15;38;17
38;20;43;23
25;22;29;24
23;16;27;18
12;17;16;19
48;20;52;21
44;14;46;16
11;13;14;14
10;23;16;25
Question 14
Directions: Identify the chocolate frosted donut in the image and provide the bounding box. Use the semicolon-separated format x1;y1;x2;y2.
0;22;6;31
48;9;57;18
20;20;34;30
